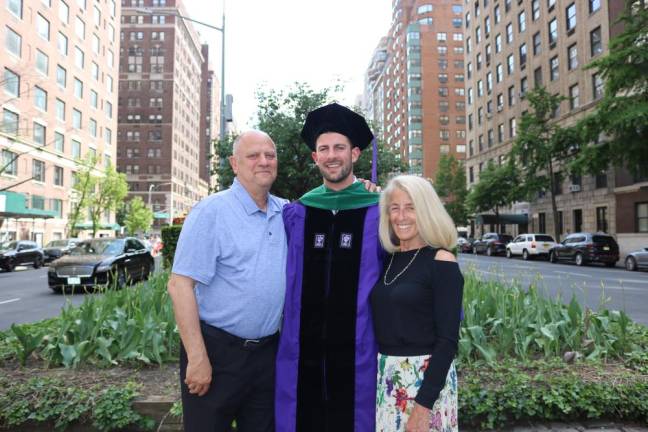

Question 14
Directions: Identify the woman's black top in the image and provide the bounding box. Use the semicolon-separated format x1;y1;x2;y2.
370;246;464;409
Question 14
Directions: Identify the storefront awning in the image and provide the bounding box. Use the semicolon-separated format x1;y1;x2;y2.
475;213;529;225
153;212;170;219
74;222;121;230
0;191;58;219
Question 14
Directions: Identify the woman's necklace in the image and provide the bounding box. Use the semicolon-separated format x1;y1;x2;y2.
383;247;423;286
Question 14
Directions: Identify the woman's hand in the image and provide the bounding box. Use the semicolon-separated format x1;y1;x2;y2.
406;402;431;432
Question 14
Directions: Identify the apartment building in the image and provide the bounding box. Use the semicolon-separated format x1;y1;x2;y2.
117;0;214;228
1;0;120;244
377;0;467;179
463;0;628;242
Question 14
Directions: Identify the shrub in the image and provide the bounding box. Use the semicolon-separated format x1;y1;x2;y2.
161;225;183;269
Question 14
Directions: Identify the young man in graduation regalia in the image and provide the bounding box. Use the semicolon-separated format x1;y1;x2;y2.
276;103;384;432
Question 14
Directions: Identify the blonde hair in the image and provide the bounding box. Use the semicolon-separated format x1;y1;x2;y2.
378;175;457;253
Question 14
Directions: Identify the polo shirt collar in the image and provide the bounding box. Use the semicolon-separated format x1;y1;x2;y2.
231;178;279;216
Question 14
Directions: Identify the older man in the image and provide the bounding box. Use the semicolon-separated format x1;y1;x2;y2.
169;130;287;432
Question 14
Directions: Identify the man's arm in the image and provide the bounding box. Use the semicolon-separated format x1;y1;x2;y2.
168;273;212;396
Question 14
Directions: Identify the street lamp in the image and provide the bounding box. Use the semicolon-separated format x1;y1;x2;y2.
135;7;227;141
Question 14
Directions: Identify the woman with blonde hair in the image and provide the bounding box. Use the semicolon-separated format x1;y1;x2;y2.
370;175;463;432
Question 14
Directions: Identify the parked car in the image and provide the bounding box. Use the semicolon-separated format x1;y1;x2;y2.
0;241;44;271
48;237;154;293
506;233;556;260
472;233;513;256
549;233;619;267
624;248;648;271
42;238;79;263
456;237;474;253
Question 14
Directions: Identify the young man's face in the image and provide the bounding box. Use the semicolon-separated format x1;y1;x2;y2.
312;132;360;185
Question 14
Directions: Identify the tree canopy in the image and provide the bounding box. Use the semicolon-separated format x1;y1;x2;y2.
124;196;154;236
435;154;468;225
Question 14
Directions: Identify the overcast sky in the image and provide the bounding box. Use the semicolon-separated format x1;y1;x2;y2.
184;0;392;129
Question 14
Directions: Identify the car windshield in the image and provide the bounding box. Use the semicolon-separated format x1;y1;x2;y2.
46;240;69;247
535;235;554;242
70;239;125;256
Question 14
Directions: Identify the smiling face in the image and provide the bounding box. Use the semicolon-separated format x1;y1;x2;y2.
388;187;425;251
229;131;277;193
312;132;361;190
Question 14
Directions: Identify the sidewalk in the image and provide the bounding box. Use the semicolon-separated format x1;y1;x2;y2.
465;421;648;431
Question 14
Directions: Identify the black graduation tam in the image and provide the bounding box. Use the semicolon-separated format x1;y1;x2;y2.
301;103;374;151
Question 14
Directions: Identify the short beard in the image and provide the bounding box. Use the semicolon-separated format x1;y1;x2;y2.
318;161;353;184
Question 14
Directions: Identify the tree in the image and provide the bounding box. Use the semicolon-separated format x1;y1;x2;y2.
67;157;98;238
88;165;128;238
214;83;405;200
123;196;154;235
434;154;468;225
466;162;523;233
510;87;579;240
573;1;648;176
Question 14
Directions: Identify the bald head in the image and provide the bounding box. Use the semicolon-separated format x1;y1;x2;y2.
229;130;278;195
232;130;275;157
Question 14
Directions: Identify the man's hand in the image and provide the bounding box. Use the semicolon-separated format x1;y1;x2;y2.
185;353;212;396
406;402;431;432
358;178;382;193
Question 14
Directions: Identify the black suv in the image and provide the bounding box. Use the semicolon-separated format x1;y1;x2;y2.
472;233;514;256
0;241;45;271
43;238;79;263
549;233;619;267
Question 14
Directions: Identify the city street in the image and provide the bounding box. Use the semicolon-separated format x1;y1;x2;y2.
458;254;648;326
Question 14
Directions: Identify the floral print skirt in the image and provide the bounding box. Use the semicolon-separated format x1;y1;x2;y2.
376;354;458;432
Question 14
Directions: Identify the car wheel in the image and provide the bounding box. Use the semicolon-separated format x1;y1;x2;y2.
549;251;557;263
575;253;585;266
4;261;14;272
142;262;154;281
625;257;637;271
522;249;529;261
506;248;512;258
111;267;127;289
486;247;493;257
33;256;43;269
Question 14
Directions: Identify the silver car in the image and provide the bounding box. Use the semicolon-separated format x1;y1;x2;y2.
624;248;648;271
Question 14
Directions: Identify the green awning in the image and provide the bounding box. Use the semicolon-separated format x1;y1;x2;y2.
0;191;58;219
475;213;528;225
154;212;170;219
74;222;121;230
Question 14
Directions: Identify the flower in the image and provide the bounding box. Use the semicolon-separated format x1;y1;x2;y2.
394;388;411;412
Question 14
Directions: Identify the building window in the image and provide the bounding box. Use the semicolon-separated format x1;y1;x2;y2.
7;0;22;17
548;18;558;46
498;123;505;142
54;132;64;152
75;46;84;69
494;5;500;23
3;68;19;97
506;23;513;43
566;3;577;32
417;4;433;14
72;139;81;158
519;43;527;66
509;117;517;138
550;56;559;81
5;26;22;57
496;63;503;82
533;31;541;55
35;13;50;39
74;78;83;99
51;198;63;217
56;65;67;88
568;44;578;70
495;34;502;53
521;77;528;97
532;0;540;20
590;27;602;56
89;118;97;137
72;108;82;129
2;150;17;175
507;54;515;74
437;32;447;42
596;206;607;232
538;212;546;233
573;209;583;233
104;127;112;146
59;1;69;23
592;73;604;99
589;0;601;13
33;122;46;145
55;98;65;121
518;11;526;33
636;203;648;232
54;166;64;186
569;84;580;110
57;32;68;55
34;86;47;111
595;171;607;189
534;67;543;87
35;50;49;75
2;109;18;135
32;160;45;182
508;86;516;106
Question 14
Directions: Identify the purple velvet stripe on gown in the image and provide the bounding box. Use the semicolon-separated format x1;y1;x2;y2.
275;203;383;432
276;202;306;432
354;204;381;431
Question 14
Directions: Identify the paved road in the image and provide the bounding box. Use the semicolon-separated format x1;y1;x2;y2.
458;253;648;326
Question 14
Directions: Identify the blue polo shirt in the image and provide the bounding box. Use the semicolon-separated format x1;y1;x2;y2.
172;178;288;339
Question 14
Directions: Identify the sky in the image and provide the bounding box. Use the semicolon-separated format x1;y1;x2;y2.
184;0;392;129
